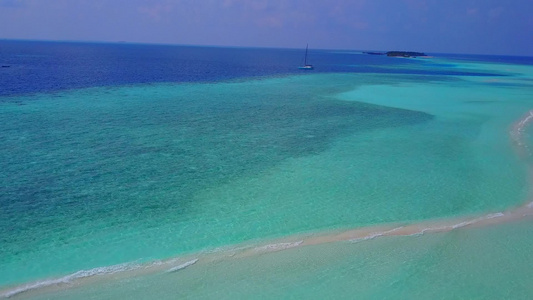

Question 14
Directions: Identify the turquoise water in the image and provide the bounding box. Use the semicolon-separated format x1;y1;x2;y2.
1;50;533;298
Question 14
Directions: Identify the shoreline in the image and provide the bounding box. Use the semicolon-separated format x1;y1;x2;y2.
3;109;533;299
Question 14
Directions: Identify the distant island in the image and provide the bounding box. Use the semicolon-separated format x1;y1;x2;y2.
363;51;427;58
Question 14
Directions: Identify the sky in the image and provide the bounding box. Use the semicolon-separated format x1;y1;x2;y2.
0;0;532;56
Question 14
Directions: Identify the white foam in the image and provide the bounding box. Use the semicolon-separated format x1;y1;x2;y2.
254;241;303;252
203;244;254;255
454;212;505;229
451;220;476;229
349;227;404;243
349;232;385;243
1;263;138;298
146;257;182;268
486;212;505;219
165;259;199;273
405;212;506;237
512;111;533;135
407;225;450;237
510;110;533;148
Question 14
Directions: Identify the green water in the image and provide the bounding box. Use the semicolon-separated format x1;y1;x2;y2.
2;58;533;298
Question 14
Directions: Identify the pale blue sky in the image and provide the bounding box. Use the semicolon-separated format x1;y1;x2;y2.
1;0;531;55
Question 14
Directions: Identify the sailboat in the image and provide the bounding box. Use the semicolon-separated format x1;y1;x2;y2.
298;44;313;70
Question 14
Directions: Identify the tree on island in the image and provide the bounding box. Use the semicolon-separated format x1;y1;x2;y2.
385;51;427;57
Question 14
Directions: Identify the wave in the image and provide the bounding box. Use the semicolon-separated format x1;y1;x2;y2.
1;263;140;298
410;212;506;237
166;259;199;273
253;241;303;253
0;257;201;298
510;110;533;154
349;227;404;243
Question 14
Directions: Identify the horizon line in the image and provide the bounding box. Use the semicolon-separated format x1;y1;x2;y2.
1;38;531;58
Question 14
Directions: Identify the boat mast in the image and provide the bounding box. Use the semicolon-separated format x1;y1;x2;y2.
304;43;309;65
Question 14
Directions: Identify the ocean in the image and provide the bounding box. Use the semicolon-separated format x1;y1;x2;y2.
1;40;532;299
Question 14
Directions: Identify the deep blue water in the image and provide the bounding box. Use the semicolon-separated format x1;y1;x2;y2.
438;52;533;65
0;40;514;97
